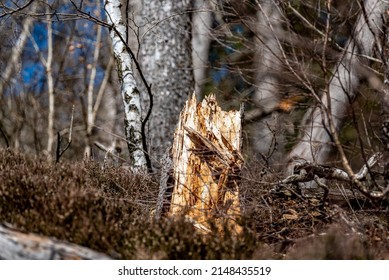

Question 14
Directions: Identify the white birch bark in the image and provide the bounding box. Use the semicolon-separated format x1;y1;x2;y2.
192;0;212;96
288;0;388;168
105;0;147;169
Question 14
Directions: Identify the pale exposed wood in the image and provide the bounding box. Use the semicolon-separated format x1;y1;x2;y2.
170;94;243;233
0;224;111;260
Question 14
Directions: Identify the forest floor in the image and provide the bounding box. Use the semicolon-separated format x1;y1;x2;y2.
1;148;389;259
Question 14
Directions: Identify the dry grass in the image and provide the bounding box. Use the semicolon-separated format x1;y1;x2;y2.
1;148;389;259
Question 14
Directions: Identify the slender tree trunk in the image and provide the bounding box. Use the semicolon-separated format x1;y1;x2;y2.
383;16;389;131
105;0;147;169
46;7;55;160
141;0;195;168
84;16;102;158
288;0;388;168
0;8;36;150
380;12;389;181
0;6;37;151
0;7;36;96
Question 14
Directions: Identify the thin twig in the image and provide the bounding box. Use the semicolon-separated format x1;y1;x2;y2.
0;0;34;18
55;105;74;163
0;126;9;148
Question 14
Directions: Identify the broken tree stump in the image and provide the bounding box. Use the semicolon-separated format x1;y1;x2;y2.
169;94;243;233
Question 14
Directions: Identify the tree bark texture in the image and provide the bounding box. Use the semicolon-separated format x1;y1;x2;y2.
141;0;195;168
105;0;147;169
0;224;111;260
169;94;243;233
288;0;388;167
192;0;212;97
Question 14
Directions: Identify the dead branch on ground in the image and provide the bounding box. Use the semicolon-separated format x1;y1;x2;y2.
277;153;389;200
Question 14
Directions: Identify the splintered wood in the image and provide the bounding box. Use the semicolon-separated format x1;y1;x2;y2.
170;94;243;233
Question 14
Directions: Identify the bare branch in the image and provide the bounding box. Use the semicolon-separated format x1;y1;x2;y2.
278;153;388;199
0;125;9;148
56;105;74;163
0;0;34;18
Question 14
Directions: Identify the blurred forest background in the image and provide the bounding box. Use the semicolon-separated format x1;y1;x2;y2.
1;0;387;174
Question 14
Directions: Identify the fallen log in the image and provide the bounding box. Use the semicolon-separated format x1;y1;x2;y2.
0;224;111;260
169;94;243;233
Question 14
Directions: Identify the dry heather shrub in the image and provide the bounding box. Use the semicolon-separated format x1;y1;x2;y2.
286;225;372;259
239;160;331;245
3;148;384;259
0;148;158;258
0;148;265;259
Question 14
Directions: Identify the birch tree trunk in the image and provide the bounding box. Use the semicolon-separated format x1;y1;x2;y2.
288;0;388;168
140;0;195;168
105;0;147;169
